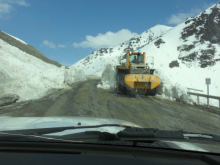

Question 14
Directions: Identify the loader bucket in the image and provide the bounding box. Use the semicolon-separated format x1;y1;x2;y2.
124;74;160;90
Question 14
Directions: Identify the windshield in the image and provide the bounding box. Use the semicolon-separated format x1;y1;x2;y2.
129;54;143;63
0;0;220;154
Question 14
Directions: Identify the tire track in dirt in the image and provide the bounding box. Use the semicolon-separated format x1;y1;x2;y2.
0;79;220;135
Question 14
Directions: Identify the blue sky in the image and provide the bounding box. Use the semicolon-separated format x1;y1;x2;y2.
0;0;218;66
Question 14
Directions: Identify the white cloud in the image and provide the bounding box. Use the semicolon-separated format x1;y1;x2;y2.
58;44;66;48
73;29;138;49
0;0;29;19
167;3;215;25
0;3;12;13
43;40;56;49
42;40;66;49
167;13;193;25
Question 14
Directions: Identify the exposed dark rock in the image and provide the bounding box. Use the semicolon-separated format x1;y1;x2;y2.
154;39;165;48
181;4;220;44
179;47;216;68
0;94;19;106
179;52;198;62
200;60;216;68
177;3;220;68
185;17;193;24
123;47;133;53
177;44;195;52
169;60;179;68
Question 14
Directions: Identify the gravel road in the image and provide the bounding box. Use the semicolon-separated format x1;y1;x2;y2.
0;79;219;135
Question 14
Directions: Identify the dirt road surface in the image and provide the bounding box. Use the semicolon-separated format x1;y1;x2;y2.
0;79;219;135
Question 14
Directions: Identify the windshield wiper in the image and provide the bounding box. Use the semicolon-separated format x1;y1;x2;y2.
117;128;184;139
0;130;117;142
117;128;220;142
0;124;128;142
0;124;129;135
0;126;183;142
0;126;219;142
183;133;220;142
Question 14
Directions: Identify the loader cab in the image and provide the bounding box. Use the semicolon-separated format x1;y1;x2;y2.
129;53;144;64
126;52;145;68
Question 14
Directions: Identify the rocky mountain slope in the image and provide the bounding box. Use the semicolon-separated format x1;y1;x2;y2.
134;2;220;107
71;25;172;75
176;2;220;68
73;2;220;107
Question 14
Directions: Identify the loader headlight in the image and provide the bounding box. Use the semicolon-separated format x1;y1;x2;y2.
133;66;135;69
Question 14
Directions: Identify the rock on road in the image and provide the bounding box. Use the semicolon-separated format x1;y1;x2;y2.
0;79;220;135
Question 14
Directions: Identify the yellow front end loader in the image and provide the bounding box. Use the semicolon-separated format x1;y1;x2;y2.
116;51;160;96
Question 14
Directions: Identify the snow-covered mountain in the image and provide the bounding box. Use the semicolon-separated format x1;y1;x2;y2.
74;2;220;107
140;2;220;107
71;25;172;75
0;31;85;102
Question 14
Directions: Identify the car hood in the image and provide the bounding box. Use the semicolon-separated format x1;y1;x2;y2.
0;116;215;153
0;116;141;134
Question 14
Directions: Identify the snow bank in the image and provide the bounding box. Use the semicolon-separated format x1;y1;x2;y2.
97;60;119;90
0;39;85;102
154;68;189;103
154;64;220;108
64;67;85;84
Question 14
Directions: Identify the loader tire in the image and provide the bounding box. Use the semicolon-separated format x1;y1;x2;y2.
150;87;157;96
128;89;137;97
145;87;157;96
116;73;127;95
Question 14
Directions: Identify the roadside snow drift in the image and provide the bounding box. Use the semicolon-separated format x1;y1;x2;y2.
0;36;85;102
97;60;118;90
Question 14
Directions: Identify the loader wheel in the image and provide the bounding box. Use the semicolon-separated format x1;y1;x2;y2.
145;88;157;96
116;73;126;95
128;89;137;97
144;90;150;96
116;75;121;94
116;82;121;94
150;87;157;96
